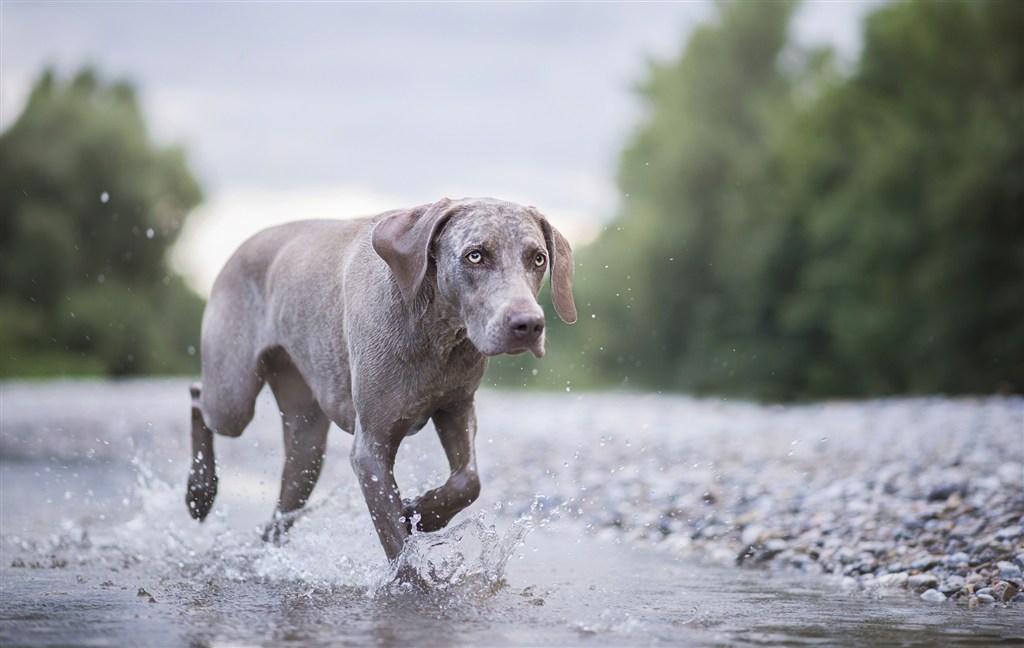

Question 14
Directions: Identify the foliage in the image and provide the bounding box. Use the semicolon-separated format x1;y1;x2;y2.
1;68;205;378
494;0;1023;399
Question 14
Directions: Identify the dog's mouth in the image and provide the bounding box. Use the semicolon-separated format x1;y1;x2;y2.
469;330;546;359
504;342;545;359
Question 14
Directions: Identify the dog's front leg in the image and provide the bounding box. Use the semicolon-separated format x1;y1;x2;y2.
350;421;407;562
404;401;481;533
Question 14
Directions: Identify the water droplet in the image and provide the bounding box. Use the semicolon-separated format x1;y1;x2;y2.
100;191;109;203
146;228;155;239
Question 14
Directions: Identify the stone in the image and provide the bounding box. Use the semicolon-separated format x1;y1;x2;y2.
878;572;909;588
997;561;1023;580
920;588;946;603
939;575;965;595
994;525;1022;541
908;573;938;590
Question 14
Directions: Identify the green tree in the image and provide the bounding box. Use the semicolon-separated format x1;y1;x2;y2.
562;0;804;397
540;0;1022;399
1;68;205;377
778;0;1024;396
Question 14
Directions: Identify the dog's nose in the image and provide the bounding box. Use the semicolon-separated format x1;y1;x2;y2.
508;312;545;340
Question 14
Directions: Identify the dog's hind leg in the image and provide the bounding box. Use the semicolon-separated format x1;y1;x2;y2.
262;349;331;544
186;326;266;521
186;382;218;521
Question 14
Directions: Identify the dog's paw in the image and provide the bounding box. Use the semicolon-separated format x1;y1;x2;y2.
261;520;287;546
401;499;446;533
261;510;300;545
185;463;217;521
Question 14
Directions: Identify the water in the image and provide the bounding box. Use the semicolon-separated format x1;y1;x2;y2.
2;379;1022;646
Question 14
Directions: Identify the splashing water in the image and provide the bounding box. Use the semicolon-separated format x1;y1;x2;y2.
374;515;533;598
38;458;538;601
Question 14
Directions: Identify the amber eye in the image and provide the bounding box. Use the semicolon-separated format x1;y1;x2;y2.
466;250;483;264
534;252;547;268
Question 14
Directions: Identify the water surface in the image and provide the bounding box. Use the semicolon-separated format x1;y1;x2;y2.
2;380;1021;646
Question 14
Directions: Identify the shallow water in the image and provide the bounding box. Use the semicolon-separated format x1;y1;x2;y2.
1;380;1022;646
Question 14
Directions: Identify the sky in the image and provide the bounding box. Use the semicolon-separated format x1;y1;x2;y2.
1;1;880;295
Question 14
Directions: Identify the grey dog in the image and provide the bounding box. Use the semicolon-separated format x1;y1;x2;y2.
185;197;576;561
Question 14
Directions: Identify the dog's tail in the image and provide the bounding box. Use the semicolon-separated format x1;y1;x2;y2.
186;382;218;521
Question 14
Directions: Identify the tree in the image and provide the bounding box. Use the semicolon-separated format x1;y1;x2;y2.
1;68;205;377
777;0;1024;396
539;0;1022;399
557;0;803;397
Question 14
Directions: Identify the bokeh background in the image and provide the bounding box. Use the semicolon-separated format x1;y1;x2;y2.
2;1;1021;400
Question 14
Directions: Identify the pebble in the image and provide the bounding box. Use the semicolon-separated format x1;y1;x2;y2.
492;395;1024;608
920;589;947;603
878;572;908;588
998;561;1022;580
908;573;938;591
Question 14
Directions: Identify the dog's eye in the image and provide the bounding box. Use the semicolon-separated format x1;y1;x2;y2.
466;250;483;264
533;252;547;268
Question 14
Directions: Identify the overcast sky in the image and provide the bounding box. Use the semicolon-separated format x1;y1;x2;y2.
1;1;879;294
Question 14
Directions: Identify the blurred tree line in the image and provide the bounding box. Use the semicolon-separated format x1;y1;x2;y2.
495;0;1023;400
1;68;204;378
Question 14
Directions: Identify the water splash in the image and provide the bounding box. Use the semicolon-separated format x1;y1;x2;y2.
8;458;539;602
372;515;533;599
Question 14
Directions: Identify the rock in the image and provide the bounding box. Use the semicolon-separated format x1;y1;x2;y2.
965;573;986;588
993;581;1020;603
997;561;1023;580
994;525;1022;541
939;575;965;595
926;483;963;502
878;572;909;588
944;552;970;567
908;573;938;591
920;588;946;603
1015;553;1024;569
976;593;996;604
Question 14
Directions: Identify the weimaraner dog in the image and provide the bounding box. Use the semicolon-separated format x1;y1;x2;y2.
185;197;576;562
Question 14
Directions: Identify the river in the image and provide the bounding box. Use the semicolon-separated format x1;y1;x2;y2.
2;379;1021;646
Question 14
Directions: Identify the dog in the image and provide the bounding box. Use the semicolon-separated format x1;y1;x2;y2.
185;197;576;561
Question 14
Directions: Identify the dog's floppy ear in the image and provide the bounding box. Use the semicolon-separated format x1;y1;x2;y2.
372;198;454;303
536;211;578;324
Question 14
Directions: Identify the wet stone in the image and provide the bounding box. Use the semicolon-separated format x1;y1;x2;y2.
997;561;1022;580
908;573;938;591
920;588;947;603
939;575;965;595
994;525;1022;541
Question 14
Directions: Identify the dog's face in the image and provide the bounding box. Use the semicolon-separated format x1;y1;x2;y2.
433;201;551;357
372;197;577;359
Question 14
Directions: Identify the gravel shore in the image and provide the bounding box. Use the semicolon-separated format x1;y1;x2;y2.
2;381;1022;607
475;392;1024;606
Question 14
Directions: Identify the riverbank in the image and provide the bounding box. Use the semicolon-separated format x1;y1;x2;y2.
2;379;1022;643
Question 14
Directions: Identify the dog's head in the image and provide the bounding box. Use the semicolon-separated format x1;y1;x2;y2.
372;197;576;357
